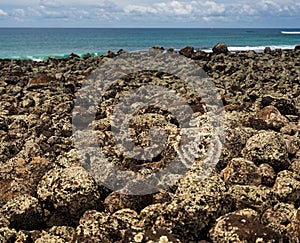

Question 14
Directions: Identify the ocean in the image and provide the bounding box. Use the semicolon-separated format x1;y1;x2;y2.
0;28;299;61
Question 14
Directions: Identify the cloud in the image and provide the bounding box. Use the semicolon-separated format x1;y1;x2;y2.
0;9;8;17
0;0;299;27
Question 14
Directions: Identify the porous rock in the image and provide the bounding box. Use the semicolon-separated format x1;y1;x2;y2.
261;202;296;235
209;208;282;242
37;166;102;223
75;209;140;242
0;195;43;230
257;105;289;130
34;226;75;243
242;131;290;170
258;163;276;186
143;175;233;241
273;170;300;204
228;185;278;212
223;158;262;186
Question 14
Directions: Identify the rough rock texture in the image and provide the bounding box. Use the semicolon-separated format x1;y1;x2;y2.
209;208;282;242
0;195;43;230
37;166;103;226
0;48;299;241
242;131;290;170
223;158;262;185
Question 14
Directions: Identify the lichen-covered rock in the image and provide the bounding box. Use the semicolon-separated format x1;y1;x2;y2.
75;209;140;242
228;185;278;212
257;105;289;130
209;208;282;242
217;126;256;170
37;166;102;224
144;175;233;241
0;157;52;206
223;158;262;186
286;209;300;242
242;131;290;170
273;170;300;204
34;226;75;243
290;153;300;180
0;214;9;229
0;227;17;242
0;195;43;230
261;202;296;235
258;163;276;186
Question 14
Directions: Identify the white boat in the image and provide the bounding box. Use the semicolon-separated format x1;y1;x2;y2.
281;31;300;35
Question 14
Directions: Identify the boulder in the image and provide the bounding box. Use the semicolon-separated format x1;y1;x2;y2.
179;46;194;58
0;195;44;230
210;208;282;242
294;44;300;50
264;47;272;54
212;42;228;54
151;45;165;51
27;74;56;90
242;131;289;170
37;166;103;224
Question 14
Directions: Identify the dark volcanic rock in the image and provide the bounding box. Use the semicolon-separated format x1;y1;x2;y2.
212;42;228;54
264;46;272;54
242;131;290;170
0;195;43;230
210;208;282;242
27;74;56;90
151;45;165;51
179;46;194;58
37;166;103;225
0;47;299;241
223;158;262;186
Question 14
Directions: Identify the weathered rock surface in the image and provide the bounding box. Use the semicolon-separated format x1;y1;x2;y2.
37;166;103;225
210;208;282;242
0;47;299;241
242;131;290;170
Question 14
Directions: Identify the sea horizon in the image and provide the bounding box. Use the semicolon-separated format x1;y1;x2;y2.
0;27;299;61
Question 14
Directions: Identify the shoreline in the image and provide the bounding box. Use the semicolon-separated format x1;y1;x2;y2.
1;43;299;62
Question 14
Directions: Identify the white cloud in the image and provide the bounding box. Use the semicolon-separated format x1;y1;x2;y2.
0;0;299;26
0;9;8;16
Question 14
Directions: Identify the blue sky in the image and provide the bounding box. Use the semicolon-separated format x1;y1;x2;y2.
0;0;299;27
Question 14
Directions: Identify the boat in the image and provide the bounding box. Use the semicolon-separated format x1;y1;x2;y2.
281;31;300;35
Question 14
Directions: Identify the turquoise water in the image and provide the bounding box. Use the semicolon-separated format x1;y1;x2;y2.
0;28;300;60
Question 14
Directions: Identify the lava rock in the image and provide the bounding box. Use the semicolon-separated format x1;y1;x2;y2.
0;195;43;230
223;158;262;186
27;74;56;90
37;166;102;224
242;131;290;170
179;46;194;58
257;105;289;130
209;208;282;242
212;42;228;54
273;170;300;204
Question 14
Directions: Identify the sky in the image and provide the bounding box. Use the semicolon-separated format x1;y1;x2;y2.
0;0;299;28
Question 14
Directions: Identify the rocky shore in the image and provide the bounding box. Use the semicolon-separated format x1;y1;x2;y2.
0;44;299;242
